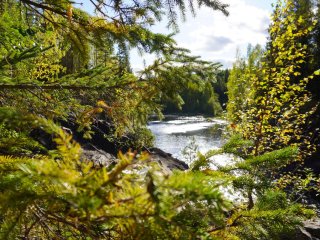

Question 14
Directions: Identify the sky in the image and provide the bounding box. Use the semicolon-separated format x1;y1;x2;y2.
80;0;276;69
130;0;276;70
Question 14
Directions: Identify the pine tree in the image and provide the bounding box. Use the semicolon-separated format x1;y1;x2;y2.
0;1;233;238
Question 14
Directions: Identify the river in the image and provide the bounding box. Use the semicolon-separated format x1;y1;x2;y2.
148;115;228;164
148;115;243;201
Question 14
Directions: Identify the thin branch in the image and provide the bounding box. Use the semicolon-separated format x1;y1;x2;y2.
21;0;67;17
207;214;243;233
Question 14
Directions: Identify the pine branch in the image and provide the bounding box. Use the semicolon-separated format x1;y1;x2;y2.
0;80;147;91
208;214;243;233
20;0;68;17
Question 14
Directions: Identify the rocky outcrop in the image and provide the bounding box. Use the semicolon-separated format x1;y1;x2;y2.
81;149;117;167
302;219;320;240
30;120;188;172
282;219;320;240
147;147;189;171
80;147;189;172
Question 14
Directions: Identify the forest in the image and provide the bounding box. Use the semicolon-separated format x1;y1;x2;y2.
0;0;320;239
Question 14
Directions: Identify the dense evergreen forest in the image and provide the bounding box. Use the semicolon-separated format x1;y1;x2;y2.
0;0;320;239
162;69;228;115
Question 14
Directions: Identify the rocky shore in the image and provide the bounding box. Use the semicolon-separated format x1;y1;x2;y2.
81;147;188;172
31;119;189;172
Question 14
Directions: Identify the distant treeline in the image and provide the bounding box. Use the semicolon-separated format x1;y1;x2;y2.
162;69;229;116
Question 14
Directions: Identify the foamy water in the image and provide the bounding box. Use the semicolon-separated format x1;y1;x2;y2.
148;116;228;162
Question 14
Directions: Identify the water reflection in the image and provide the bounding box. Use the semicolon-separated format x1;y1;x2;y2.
148;116;227;162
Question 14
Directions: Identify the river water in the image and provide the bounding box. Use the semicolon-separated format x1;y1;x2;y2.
148;116;243;201
148;115;228;164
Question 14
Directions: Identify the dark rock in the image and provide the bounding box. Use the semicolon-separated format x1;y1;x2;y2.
147;147;189;171
60;119;119;155
304;219;320;239
283;219;320;240
79;147;188;172
30;119;188;172
295;227;313;240
29;128;56;151
65;119;190;172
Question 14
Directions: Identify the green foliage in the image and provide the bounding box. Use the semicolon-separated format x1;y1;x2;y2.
204;135;314;240
232;190;313;240
276;168;320;201
205;1;320;239
214;69;229;109
0;107;312;240
0;123;45;155
163;80;223;116
0;113;232;239
0;0;227;147
221;134;253;157
0;0;317;239
124;126;155;149
0;2;67;82
221;2;320;236
227;0;318;160
0;1;238;239
227;45;264;123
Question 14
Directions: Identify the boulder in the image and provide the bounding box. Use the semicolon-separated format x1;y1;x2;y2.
283;219;320;240
30;119;189;172
147;147;189;171
303;219;320;239
81;149;117;167
80;147;189;172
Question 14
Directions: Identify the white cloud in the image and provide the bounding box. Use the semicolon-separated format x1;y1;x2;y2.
131;0;275;69
174;0;272;66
